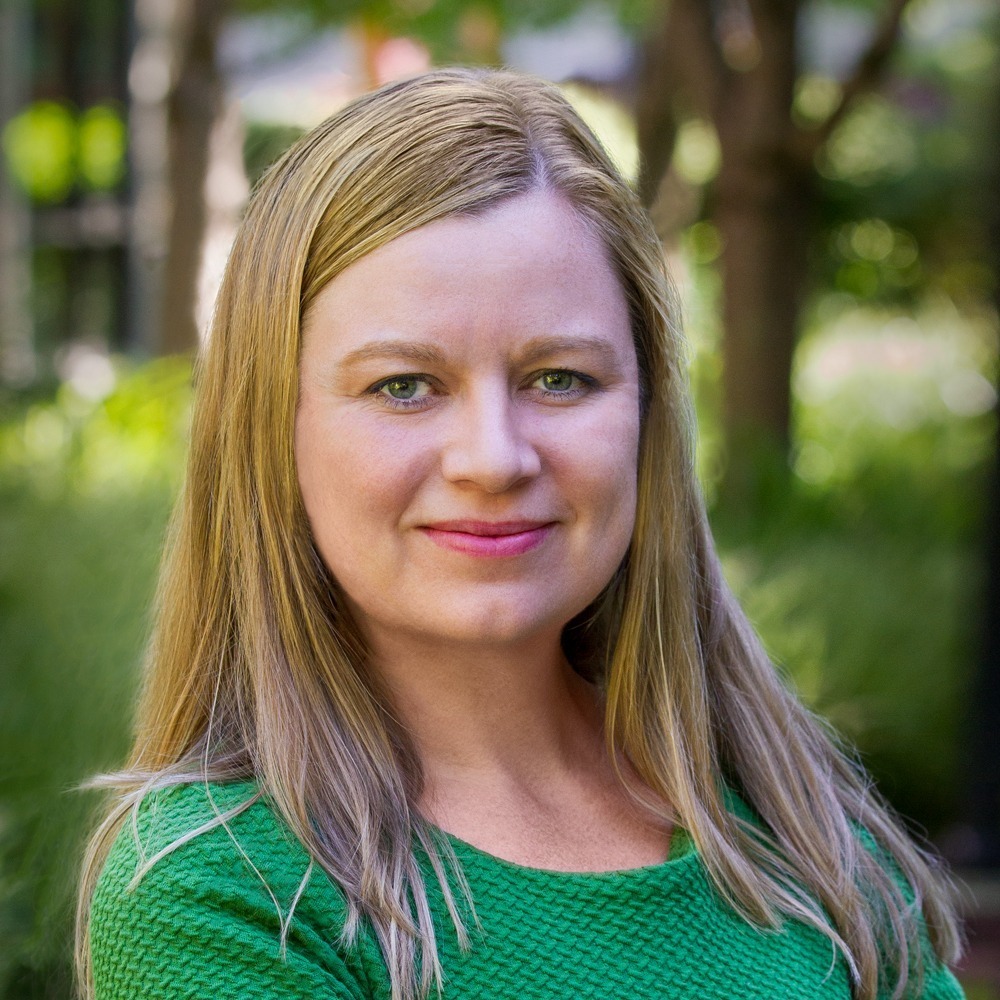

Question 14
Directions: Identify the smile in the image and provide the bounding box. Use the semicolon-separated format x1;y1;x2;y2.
419;520;556;558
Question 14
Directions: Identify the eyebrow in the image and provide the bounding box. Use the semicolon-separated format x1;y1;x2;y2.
515;335;625;368
336;334;625;370
337;341;448;368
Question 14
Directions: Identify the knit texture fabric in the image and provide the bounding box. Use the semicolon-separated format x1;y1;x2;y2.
89;781;965;999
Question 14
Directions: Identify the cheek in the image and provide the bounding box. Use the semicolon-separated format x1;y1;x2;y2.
294;403;427;557
561;406;640;509
295;406;369;561
597;415;640;545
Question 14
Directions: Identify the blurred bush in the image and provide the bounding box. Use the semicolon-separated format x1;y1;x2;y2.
700;296;995;832
0;357;191;996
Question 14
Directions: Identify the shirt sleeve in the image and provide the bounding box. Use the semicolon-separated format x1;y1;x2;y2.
726;792;966;1000
909;961;966;1000
88;788;376;1000
856;828;967;1000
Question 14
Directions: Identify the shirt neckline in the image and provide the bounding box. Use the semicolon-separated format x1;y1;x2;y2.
432;824;696;880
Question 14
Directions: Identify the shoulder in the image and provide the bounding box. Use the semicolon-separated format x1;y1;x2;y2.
94;780;316;904
852;827;966;1000
722;788;965;999
89;780;380;1000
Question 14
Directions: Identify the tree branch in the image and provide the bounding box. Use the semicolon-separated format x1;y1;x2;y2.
793;0;913;162
663;0;730;119
636;0;729;209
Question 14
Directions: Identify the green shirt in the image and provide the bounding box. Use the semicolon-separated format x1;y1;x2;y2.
90;781;964;999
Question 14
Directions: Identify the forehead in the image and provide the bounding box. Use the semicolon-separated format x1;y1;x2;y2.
301;189;631;359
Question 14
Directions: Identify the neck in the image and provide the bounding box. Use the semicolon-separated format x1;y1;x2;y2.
366;628;606;790
363;626;673;871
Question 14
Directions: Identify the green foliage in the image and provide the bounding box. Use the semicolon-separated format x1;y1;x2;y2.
810;5;1000;310
0;488;172;994
0;359;191;993
1;101;128;204
0;357;193;498
713;438;988;829
235;0;653;61
243;120;307;186
665;5;999;315
699;297;996;829
78;105;128;191
2;102;77;204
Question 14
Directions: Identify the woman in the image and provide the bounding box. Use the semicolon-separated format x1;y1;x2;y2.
78;68;964;1000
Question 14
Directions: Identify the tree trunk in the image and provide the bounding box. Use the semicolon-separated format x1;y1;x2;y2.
715;158;812;458
635;4;679;212
635;0;909;496
714;1;804;466
159;0;227;354
0;0;34;384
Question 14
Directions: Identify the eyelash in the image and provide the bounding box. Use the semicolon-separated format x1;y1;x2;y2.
365;369;598;411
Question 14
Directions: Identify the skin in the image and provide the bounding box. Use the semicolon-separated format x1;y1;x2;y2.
296;189;671;871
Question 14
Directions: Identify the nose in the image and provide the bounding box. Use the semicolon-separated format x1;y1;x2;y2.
440;386;542;493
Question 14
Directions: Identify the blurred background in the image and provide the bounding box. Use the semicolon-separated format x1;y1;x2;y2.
0;0;997;995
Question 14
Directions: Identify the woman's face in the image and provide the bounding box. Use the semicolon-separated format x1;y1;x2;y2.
295;189;641;656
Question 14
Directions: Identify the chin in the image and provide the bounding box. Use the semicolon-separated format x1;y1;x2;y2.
396;589;577;651
432;609;566;649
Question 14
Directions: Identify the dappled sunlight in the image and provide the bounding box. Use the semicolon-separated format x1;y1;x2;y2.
819;95;918;185
560;82;639;184
792;303;997;489
0;356;193;499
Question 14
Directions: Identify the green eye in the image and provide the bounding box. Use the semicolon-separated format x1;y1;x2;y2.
369;374;433;407
384;378;421;399
539;371;576;392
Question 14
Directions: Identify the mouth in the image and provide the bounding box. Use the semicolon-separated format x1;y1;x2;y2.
418;519;556;557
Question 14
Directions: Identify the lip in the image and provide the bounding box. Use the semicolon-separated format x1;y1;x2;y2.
418;520;556;557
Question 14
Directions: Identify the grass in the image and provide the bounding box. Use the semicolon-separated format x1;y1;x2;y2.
0;359;188;996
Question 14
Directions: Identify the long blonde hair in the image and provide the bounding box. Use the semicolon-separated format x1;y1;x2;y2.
77;68;961;1000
